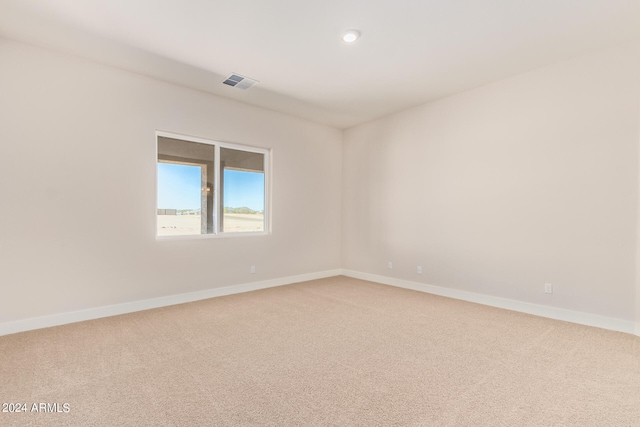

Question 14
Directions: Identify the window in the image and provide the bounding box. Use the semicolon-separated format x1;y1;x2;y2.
156;132;269;237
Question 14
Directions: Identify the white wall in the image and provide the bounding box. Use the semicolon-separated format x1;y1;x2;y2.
3;36;640;333
637;81;640;334
0;38;342;324
343;43;640;323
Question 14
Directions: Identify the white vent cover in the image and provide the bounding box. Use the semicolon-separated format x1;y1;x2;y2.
222;73;259;90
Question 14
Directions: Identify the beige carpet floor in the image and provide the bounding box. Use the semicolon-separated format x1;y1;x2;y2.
1;276;639;426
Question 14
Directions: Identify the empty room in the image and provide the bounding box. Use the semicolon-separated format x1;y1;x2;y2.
1;1;640;426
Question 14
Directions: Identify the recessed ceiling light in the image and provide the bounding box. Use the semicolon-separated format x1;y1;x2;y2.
342;30;360;43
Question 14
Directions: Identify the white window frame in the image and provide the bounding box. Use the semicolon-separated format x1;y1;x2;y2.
155;130;270;240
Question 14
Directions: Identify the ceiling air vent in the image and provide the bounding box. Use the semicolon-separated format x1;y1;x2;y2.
222;73;259;90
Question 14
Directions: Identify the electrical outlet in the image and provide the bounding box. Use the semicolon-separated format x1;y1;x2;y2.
417;266;422;274
250;266;256;274
388;262;393;269
544;283;553;294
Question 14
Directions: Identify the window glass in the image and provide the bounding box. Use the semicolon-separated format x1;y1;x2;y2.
157;163;203;236
156;134;268;237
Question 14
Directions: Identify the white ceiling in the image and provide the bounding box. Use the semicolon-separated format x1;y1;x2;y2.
2;0;640;129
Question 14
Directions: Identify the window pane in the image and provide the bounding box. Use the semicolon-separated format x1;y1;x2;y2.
220;148;265;233
157;163;203;236
157;137;214;236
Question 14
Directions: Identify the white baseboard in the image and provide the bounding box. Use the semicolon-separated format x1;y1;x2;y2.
0;269;342;337
3;269;638;338
342;269;637;336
